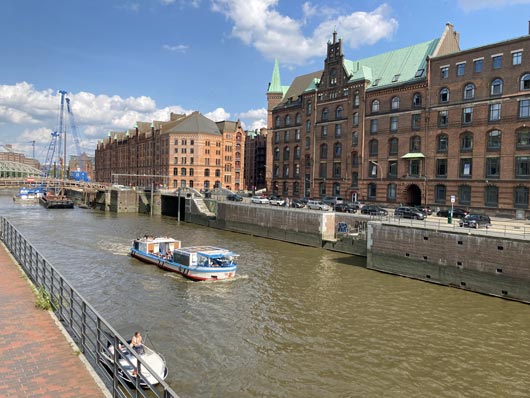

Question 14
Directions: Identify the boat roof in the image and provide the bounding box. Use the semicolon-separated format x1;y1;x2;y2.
135;236;179;243
175;246;238;257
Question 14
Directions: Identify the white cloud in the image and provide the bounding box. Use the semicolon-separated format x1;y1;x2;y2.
204;108;231;121
457;0;530;11
210;0;398;66
163;44;190;53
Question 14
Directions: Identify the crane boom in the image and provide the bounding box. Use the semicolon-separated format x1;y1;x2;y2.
65;97;85;172
42;90;67;177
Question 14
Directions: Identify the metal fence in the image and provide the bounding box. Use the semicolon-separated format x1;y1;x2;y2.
0;217;179;398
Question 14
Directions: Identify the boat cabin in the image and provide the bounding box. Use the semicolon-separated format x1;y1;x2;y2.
133;237;181;257
172;246;238;268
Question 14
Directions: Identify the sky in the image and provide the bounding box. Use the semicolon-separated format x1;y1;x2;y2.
1;0;530;163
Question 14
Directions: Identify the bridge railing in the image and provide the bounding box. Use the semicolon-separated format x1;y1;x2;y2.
0;217;179;398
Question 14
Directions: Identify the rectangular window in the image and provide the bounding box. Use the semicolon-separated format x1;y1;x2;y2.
369;163;378;178
333;162;341;178
435;185;446;203
370;119;378;134
492;54;503;69
409;160;420;176
351;172;358;188
512;50;522;65
436;159;447;177
489;103;501;121
459;185;471;205
411;114;421;130
516;156;530;177
460;158;472;177
486;157;500;178
388;161;398;178
319;163;327;178
440;66;449;78
390;116;398;132
335;124;342;138
474;58;483;73
438;110;448;127
462;107;473;125
321;125;327;138
456;63;465;76
519;99;530;118
387;184;397;200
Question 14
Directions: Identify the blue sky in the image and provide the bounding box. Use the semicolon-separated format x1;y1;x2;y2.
1;0;530;162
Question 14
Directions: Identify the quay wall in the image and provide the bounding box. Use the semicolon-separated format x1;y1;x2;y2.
367;223;530;303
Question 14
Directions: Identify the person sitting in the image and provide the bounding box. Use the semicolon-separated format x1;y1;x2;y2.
131;331;144;355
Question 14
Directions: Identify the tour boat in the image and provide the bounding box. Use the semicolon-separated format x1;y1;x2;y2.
130;236;238;281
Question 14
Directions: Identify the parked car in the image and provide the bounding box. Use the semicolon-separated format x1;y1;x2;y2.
306;200;331;211
413;205;432;215
227;193;243;201
291;199;306;208
322;196;344;207
251;195;269;204
437;207;469;219
361;205;388;216
334;202;357;213
394;206;425;220
268;196;286;206
352;201;365;209
459;214;492;228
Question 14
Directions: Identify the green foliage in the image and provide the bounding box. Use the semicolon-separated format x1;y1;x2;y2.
35;286;52;310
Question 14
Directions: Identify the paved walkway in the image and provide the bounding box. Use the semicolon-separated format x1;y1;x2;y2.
0;243;109;398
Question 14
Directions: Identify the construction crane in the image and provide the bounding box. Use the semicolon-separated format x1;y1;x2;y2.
42;90;67;178
65;97;85;173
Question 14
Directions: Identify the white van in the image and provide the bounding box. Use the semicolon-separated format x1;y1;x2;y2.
307;200;331;211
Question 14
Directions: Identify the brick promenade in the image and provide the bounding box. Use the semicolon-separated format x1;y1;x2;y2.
0;243;109;398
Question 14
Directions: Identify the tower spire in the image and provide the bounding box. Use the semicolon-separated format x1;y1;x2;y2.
268;58;282;93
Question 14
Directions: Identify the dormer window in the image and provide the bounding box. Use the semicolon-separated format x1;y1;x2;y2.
392;74;400;82
372;79;381;86
415;69;424;78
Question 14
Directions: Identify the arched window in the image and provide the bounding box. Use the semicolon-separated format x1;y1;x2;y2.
463;83;475;100
189;168;194;176
275;116;281;128
412;93;422;107
181;168;186;176
305;137;310;149
320;144;328;159
321;108;329;122
306;120;311;133
336;106;343;119
353;90;360;107
295;113;301;125
306;100;312;115
520;73;530;91
352;112;359;127
391;96;400;110
487;130;502;150
352;131;358;146
389;137;398;155
371;100;380;113
369;139;378;156
283;146;290;160
215;169;221;177
460;132;473;152
285;115;291;126
294;145;300;160
439;87;450;103
437;134;448;152
274;147;280;160
205;168;210;177
491;78;503;96
410;136;421;152
334;143;342;157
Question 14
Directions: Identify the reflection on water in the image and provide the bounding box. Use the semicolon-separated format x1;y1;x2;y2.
2;191;530;398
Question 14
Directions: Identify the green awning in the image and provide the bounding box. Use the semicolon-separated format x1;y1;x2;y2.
401;152;425;159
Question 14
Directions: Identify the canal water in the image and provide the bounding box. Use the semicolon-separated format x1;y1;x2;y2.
2;191;530;398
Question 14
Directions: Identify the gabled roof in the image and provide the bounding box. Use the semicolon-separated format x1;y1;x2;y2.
345;38;440;89
164;112;221;135
276;70;322;107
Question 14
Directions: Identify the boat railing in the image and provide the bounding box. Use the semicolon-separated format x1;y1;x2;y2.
0;216;180;398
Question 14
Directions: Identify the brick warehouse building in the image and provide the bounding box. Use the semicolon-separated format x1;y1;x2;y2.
95;112;245;191
267;23;530;217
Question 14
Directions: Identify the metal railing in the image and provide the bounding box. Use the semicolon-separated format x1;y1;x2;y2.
0;217;179;398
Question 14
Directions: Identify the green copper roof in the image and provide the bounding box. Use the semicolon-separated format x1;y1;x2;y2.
268;58;282;93
345;38;440;89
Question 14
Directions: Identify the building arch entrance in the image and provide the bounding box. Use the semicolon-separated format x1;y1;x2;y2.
405;184;422;206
